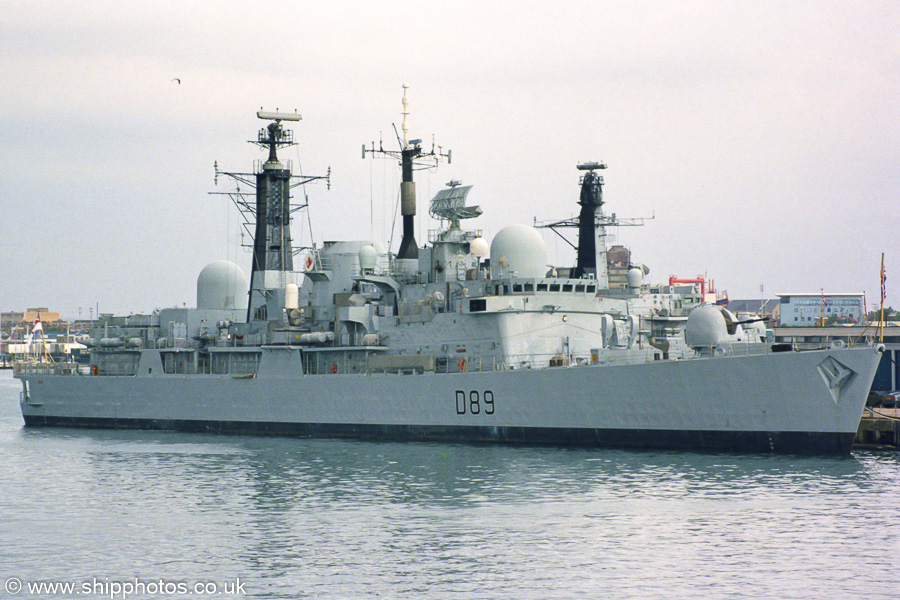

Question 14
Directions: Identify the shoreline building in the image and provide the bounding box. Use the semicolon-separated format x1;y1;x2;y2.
777;293;864;326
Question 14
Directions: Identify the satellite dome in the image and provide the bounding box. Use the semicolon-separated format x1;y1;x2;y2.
197;260;248;310
469;237;489;258
626;267;643;289
359;245;377;272
490;224;547;279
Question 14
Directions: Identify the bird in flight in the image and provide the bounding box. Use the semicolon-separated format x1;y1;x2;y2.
172;78;181;84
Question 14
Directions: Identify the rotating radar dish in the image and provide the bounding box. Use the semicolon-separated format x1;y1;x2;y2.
428;182;482;225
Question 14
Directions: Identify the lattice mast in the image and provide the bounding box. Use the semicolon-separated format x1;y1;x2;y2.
213;110;330;322
573;162;607;282
535;162;652;289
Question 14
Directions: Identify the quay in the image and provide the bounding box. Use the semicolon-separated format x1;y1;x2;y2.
856;408;900;450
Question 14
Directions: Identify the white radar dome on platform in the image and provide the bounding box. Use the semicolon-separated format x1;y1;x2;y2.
626;268;643;289
358;245;378;272
469;237;489;258
490;224;547;279
197;260;248;310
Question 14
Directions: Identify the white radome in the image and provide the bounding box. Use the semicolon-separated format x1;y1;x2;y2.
489;224;547;279
358;245;378;272
197;260;248;310
469;237;489;258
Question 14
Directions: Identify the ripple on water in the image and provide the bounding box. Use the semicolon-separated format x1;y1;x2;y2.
1;372;898;599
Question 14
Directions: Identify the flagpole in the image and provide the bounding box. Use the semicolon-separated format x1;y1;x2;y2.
880;252;885;344
820;288;825;327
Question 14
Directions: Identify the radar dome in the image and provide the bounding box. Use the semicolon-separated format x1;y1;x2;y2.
358;245;378;272
197;260;248;310
626;268;643;289
490;224;547;279
469;237;489;258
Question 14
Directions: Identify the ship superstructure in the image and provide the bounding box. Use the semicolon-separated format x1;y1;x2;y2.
14;90;884;454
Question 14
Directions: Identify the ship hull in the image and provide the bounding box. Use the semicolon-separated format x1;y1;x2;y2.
19;415;854;454
16;346;882;454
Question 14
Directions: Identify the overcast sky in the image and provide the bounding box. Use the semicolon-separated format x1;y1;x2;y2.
2;1;898;320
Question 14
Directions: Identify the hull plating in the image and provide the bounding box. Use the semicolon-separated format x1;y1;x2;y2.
18;346;882;454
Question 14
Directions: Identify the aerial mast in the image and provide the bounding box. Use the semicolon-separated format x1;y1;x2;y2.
363;84;450;271
398;84;419;261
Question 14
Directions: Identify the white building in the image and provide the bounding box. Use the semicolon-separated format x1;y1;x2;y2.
776;293;864;326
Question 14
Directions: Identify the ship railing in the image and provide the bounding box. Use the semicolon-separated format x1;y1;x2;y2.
310;251;331;272
309;252;394;278
427;228;483;243
737;342;775;357
426;350;670;374
90;363;138;376
678;342;791;359
13;361;82;376
12;360;143;377
423;343;775;375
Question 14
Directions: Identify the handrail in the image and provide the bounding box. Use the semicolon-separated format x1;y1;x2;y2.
13;341;792;378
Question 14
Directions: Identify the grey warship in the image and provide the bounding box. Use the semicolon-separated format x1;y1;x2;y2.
15;92;884;454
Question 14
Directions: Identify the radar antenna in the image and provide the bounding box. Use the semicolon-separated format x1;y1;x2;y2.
428;180;482;230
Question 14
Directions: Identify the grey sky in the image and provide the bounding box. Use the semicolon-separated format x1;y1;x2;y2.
2;1;897;319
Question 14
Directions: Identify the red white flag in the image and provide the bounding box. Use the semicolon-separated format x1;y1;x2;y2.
32;317;43;333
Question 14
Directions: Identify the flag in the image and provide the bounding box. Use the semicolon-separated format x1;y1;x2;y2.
881;260;887;303
32;317;43;333
821;290;828;307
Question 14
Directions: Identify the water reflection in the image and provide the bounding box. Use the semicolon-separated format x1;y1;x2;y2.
7;421;890;512
3;369;900;599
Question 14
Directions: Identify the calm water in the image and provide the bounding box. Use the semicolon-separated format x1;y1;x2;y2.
1;370;898;599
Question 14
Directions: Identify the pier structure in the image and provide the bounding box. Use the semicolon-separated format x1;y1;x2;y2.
856;408;900;449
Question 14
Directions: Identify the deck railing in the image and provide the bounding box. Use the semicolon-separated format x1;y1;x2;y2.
14;361;82;376
12;341;782;378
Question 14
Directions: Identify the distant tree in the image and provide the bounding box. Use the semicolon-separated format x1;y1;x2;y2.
866;306;899;322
